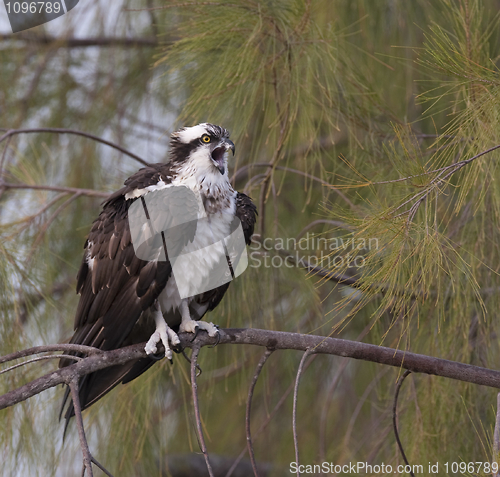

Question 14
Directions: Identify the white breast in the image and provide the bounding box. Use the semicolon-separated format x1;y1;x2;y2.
159;173;236;312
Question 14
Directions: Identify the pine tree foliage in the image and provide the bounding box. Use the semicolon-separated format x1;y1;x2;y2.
2;0;500;475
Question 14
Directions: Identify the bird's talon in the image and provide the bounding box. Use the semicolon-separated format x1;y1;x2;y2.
149;349;165;361
209;329;221;348
190;325;200;342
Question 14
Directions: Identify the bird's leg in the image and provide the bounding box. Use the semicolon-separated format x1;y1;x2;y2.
145;309;180;360
178;299;219;340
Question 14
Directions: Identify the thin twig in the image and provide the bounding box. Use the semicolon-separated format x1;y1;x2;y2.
296;219;354;241
0;136;12;199
19;49;55;116
180;349;202;376
256;47;293;234
319;322;374;461
0;136;11;177
226;354;317;477
243;173;266;195
26;193;83;262
390;143;500;221
0;343;101;365
90;457;115;477
16;192;68;226
270;245;374;289
126;2;253;12
246;349;274;477
391;187;431;216
293;349;314;477
258;178;268;235
343;368;388;450
393;370;414;477
319;357;350;461
271;181;278;237
0;354;82;375
69;379;94;477
0;182;109;198
0;33;161;48
0;128;149;166
258;57;299;235
232;163;356;210
190;346;214;477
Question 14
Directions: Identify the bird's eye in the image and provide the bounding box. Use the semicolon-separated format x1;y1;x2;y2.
202;135;211;143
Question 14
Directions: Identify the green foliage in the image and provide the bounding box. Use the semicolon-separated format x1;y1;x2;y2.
2;0;500;475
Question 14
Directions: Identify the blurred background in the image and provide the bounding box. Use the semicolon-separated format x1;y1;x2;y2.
2;0;500;475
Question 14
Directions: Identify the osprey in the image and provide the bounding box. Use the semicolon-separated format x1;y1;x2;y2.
60;123;257;421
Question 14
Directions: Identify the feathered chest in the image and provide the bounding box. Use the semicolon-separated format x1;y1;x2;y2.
172;172;237;274
157;186;237;310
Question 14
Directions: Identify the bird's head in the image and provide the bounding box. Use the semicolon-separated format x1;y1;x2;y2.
169;123;235;178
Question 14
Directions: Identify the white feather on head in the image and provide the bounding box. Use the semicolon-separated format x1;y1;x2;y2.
174;123;210;143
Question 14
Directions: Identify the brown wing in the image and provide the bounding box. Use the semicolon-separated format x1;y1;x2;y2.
60;198;173;420
60;164;189;420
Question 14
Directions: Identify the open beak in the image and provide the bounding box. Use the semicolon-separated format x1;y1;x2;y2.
211;140;235;175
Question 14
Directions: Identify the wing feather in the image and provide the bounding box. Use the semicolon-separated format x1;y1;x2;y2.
235;192;257;245
60;164;181;419
136;261;157;298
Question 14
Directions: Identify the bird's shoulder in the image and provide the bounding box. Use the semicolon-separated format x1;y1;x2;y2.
104;163;175;205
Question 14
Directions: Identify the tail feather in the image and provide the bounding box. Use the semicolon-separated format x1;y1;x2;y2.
60;358;157;434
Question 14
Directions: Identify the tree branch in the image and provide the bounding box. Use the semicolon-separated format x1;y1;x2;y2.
69;379;94;477
0;182;110;199
392;370;414;477
190;346;214;477
292;349;312;477
0;128;149;166
246;348;274;477
0;344;102;365
0;355;82;376
3;328;500;413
